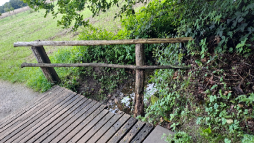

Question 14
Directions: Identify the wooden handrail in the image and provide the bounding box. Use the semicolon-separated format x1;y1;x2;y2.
14;37;193;47
15;37;194;117
21;63;191;69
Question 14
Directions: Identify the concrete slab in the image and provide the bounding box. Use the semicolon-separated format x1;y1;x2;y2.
143;125;174;143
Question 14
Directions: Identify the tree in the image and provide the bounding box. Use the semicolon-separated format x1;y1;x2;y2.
22;0;149;31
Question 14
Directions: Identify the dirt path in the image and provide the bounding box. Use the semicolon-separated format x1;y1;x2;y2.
0;80;41;120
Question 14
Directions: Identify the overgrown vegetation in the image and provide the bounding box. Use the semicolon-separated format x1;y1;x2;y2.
135;0;254;142
1;0;254;142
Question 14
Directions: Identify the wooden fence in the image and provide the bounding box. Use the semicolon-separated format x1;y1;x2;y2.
14;37;193;117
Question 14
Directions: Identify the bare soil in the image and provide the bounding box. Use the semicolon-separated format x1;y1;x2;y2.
0;80;41;120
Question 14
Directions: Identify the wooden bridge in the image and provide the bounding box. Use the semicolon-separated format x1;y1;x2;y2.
0;86;173;143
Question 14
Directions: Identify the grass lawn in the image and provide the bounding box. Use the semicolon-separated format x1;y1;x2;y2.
0;8;93;83
0;3;127;89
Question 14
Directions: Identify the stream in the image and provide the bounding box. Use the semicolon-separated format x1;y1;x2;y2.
106;71;157;115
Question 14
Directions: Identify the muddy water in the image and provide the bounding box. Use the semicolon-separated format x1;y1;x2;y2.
106;71;157;115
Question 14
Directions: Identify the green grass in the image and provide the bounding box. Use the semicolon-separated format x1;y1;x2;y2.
0;8;92;83
0;3;144;91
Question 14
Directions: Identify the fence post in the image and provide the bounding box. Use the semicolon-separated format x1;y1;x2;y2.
134;44;144;117
31;46;60;84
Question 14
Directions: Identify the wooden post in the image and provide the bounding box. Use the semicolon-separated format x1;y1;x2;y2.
31;46;60;84
134;44;144;117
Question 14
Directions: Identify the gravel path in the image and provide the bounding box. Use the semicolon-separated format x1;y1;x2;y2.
0;80;41;120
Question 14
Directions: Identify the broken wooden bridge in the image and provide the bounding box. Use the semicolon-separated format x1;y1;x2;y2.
0;86;173;143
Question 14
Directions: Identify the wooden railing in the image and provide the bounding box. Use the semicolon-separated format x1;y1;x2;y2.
14;37;193;117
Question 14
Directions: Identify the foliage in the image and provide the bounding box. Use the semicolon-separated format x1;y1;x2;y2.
22;0;149;31
134;0;254;142
242;134;254;143
163;131;192;143
0;0;27;13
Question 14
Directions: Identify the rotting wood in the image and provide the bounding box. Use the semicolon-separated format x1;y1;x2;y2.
21;62;191;70
134;44;145;117
14;37;193;47
31;46;60;83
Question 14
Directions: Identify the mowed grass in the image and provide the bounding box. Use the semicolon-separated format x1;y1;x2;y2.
0;2;128;90
0;8;93;83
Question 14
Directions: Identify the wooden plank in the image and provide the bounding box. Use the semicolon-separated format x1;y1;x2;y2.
0;89;73;138
29;100;96;143
55;104;106;143
19;98;93;143
77;112;115;142
143;126;174;143
12;94;87;143
31;46;60;83
0;91;77;142
108;117;138;143
130;123;154;143
14;37;193;47
69;109;109;143
21;63;191;70
97;114;131;143
39;102;101;143
0;87;67;133
86;111;124;143
134;43;145;117
119;121;145;143
0;86;61;127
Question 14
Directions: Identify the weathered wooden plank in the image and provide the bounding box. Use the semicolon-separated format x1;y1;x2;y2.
130;123;154;143
86;111;124;143
119;121;145;143
97;114;131;142
14;37;193;47
21;63;191;70
0;87;66;133
0;86;61;128
77;112;115;142
69;109;109;143
108;117;138;143
134;43;145;117
143;126;174;143
0;91;77;142
30;100;96;143
12;94;87;143
56;104;106;143
39;102;101;143
21;98;93;143
31;46;60;83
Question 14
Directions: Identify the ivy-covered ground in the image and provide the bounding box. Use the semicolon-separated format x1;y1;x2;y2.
25;0;254;142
